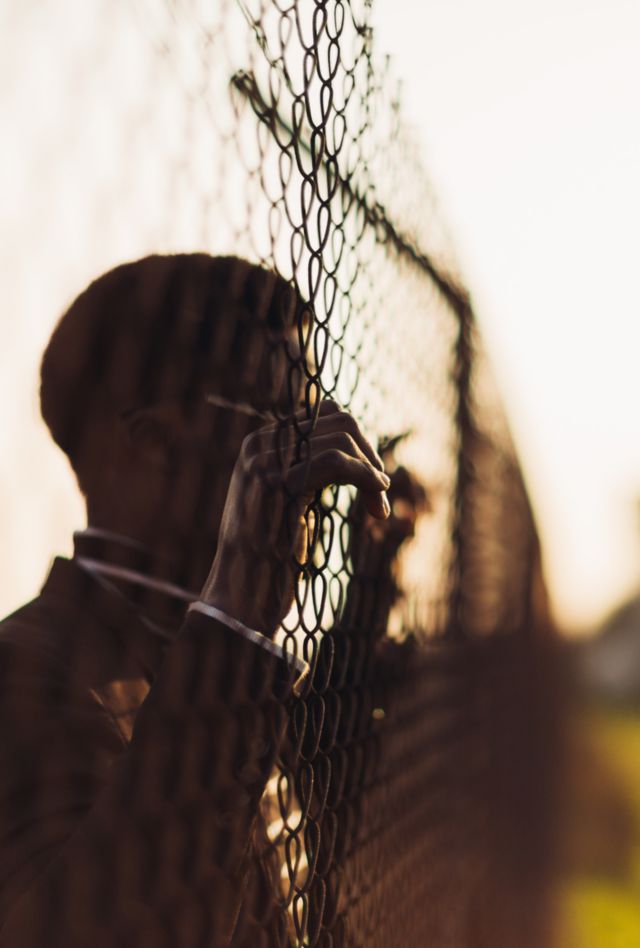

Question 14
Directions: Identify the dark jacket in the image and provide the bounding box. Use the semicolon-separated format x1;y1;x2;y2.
0;549;298;946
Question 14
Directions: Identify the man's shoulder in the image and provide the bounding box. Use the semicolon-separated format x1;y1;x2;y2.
0;556;158;683
0;558;156;742
0;591;67;665
0;592;90;725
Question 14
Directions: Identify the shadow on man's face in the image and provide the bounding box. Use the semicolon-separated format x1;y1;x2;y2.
41;254;309;584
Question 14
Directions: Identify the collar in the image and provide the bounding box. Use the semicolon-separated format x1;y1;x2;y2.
73;528;181;581
40;556;167;682
75;531;198;604
72;529;199;643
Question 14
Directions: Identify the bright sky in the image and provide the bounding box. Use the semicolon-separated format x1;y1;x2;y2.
1;1;638;632
373;0;640;630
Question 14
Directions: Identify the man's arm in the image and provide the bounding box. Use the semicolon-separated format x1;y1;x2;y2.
0;400;390;946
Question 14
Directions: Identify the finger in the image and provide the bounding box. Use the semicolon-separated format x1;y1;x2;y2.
362;489;390;521
284;401;384;471
294;430;376;471
245;403;384;476
285;450;390;518
259;431;390;490
281;397;342;431
309;410;384;472
263;397;342;436
241;398;341;459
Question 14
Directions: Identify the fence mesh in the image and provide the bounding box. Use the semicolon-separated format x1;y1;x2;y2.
1;2;558;946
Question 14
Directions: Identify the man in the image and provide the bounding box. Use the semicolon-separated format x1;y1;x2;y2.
0;254;402;946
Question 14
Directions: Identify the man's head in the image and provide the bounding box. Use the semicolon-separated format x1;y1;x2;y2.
40;254;305;579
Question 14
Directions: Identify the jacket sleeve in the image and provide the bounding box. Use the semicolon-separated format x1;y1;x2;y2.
0;608;299;947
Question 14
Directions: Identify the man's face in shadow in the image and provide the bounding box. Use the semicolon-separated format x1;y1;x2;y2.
42;254;311;589
115;293;309;586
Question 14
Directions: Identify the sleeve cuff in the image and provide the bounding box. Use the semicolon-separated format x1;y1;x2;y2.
187;600;309;690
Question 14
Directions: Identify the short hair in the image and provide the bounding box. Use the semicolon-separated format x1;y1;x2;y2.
40;254;299;478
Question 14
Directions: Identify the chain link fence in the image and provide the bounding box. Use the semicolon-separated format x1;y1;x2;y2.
0;2;559;945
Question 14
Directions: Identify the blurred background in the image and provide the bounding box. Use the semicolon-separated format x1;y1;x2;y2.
2;1;640;944
372;0;640;637
367;13;640;940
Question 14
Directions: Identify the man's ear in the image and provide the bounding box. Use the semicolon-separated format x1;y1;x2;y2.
120;406;177;471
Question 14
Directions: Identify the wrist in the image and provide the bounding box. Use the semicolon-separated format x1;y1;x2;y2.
200;564;275;639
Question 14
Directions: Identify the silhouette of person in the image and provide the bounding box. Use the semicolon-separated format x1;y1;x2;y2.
0;254;422;946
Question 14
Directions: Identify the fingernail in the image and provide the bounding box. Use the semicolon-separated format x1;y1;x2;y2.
377;470;391;488
381;493;391;518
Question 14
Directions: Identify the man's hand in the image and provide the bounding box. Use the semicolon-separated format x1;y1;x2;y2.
200;400;391;635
